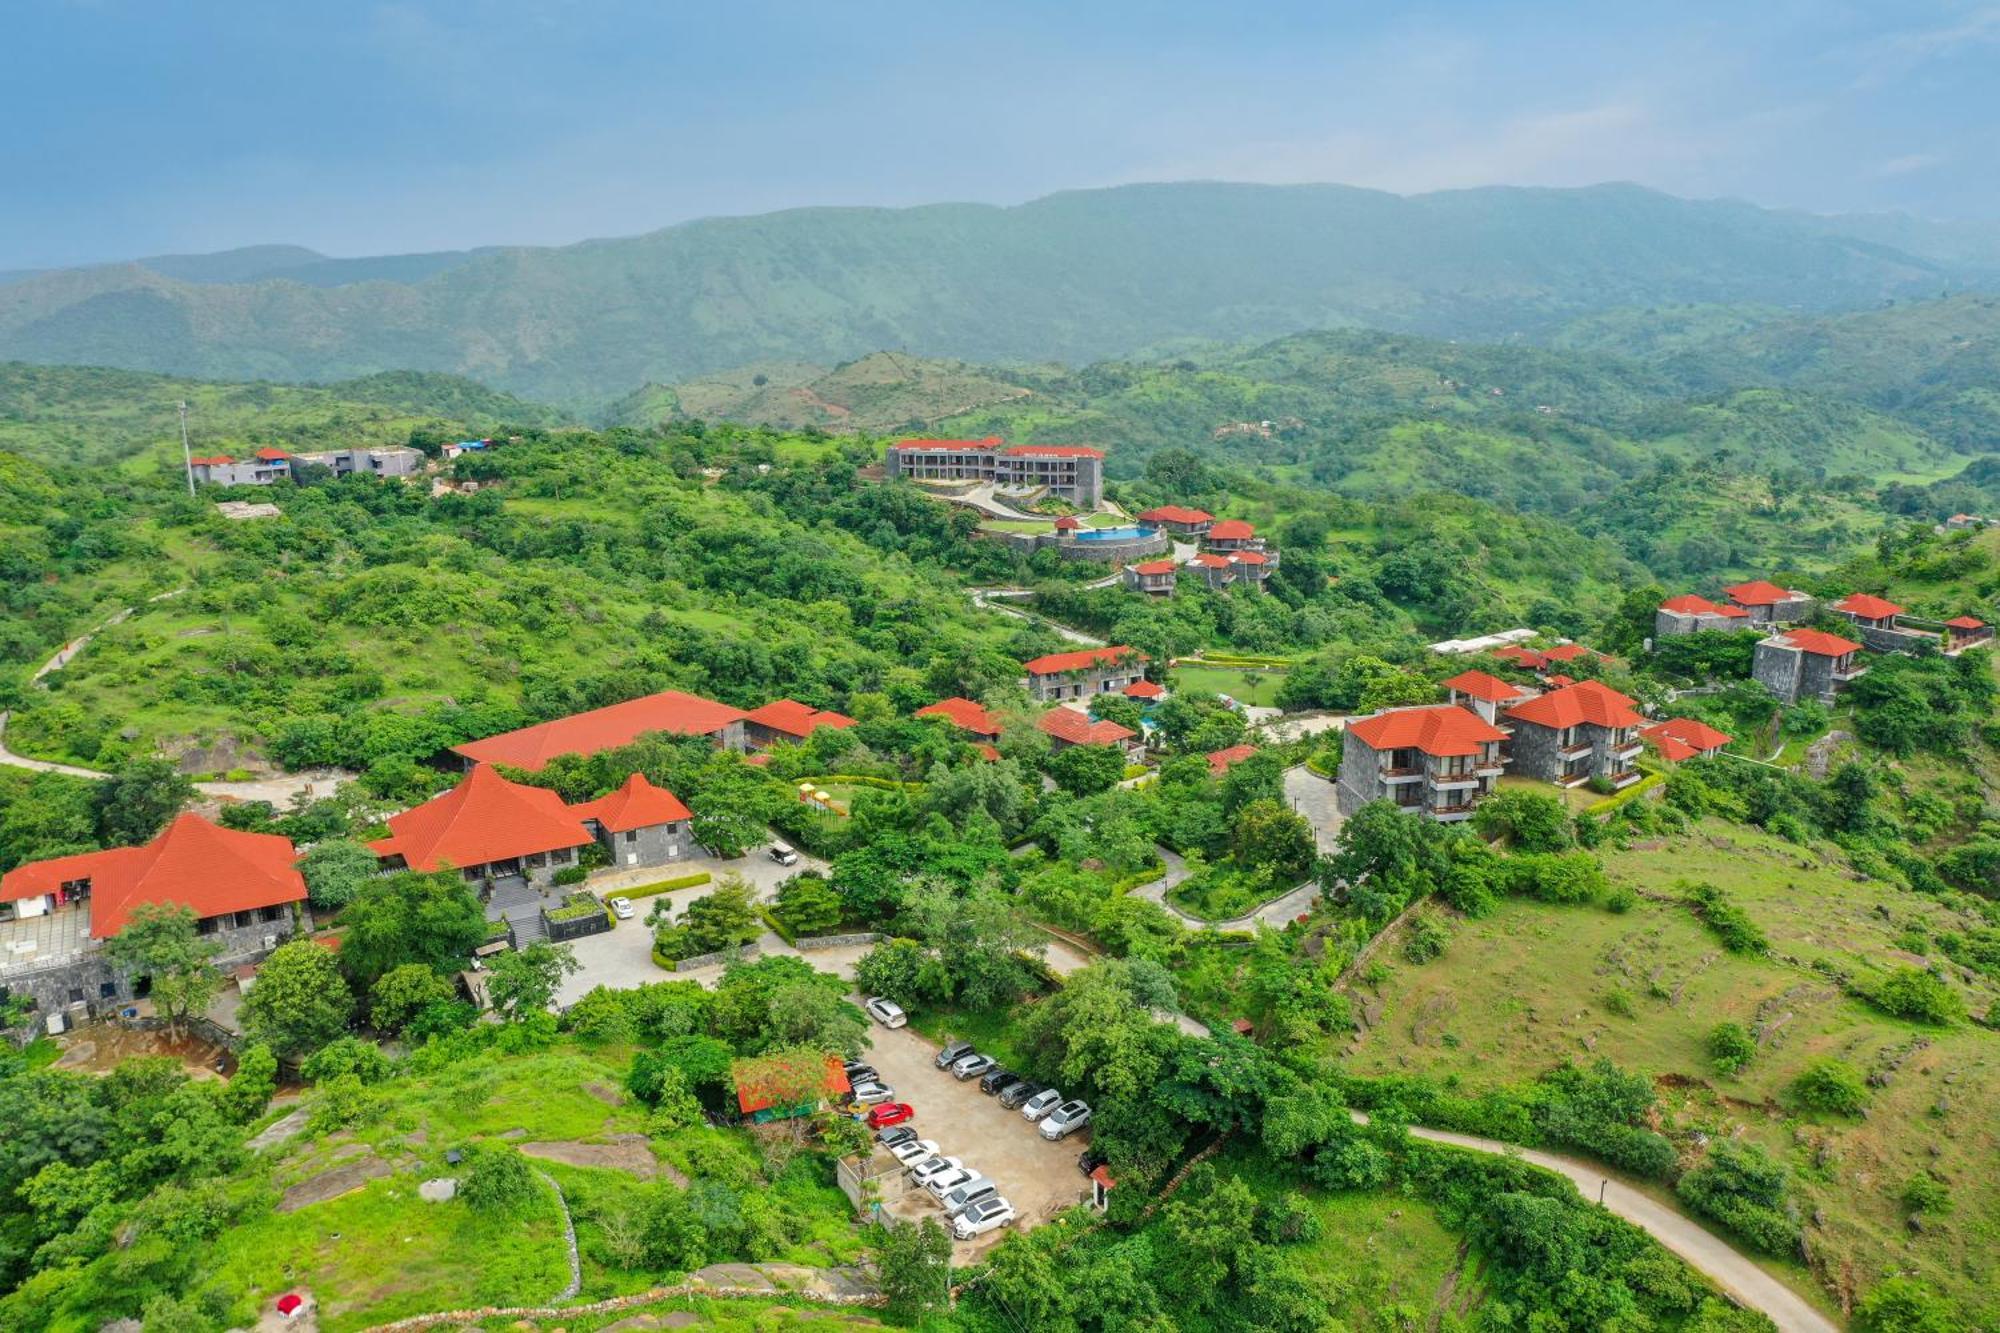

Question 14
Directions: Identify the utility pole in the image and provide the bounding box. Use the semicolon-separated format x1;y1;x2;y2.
177;400;194;497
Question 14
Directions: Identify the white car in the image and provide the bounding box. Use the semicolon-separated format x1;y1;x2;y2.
926;1167;982;1199
864;996;907;1028
940;1179;1000;1217
949;1053;996;1081
952;1197;1016;1240
890;1137;940;1166
908;1155;964;1187
609;896;635;920
849;1081;895;1106
1038;1099;1093;1141
1019;1087;1064;1122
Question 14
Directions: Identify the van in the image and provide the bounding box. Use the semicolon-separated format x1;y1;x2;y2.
769;842;799;866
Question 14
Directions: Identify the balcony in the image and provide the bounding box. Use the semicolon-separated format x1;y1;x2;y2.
1613;740;1643;760
1430;804;1477;822
1605;770;1643;789
1428;770;1481;790
1381;766;1425;784
1556;741;1593;759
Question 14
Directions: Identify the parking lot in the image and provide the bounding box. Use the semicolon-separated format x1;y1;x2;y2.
857;1019;1096;1256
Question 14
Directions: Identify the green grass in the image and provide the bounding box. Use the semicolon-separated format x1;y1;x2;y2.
1171;664;1288;706
976;519;1052;534
903;1003;1033;1072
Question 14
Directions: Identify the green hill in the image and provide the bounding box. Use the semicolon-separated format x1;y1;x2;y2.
0;182;1979;408
614;353;1033;434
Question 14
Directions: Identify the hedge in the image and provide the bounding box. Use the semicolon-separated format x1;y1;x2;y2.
616;871;713;900
1109;860;1168;895
1121;763;1150;780
757;906;798;946
1583;766;1666;816
1305;753;1336;779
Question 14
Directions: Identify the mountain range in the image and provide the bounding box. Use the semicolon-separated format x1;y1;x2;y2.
3;181;1996;408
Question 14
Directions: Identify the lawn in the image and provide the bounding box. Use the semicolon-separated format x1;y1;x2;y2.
1172;664;1288;707
976;518;1053;534
1344;817;2000;1325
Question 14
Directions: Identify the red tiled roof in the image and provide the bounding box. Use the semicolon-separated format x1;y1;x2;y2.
1444;669;1527;703
1771;628;1860;658
1;813;305;939
1947;616;1988;630
1346;705;1507;758
1123;679;1165;699
1130;559;1177;575
916;697;1001;737
1207;743;1258;775
1022;645;1147;676
1660;593;1750;618
1208;519;1255;540
1191;553;1233;568
1231;550;1269;566
1037;707;1136;746
891;437;1001;452
1642;718;1733;762
569;772;692;832
1544;674;1576;688
1491;645;1541;667
1834;593;1904;619
1505;680;1643;730
734;1054;851;1116
1539;644;1591;663
1053;515;1082;530
1725;580;1798;606
452;690;748;770
369;765;592;873
1138;505;1213;524
1001;444;1104;458
975;742;1002;762
744;699;858;739
253;447;291;461
189;454;236;466
744;753;772;767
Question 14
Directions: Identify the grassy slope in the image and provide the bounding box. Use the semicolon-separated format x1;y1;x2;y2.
1346;818;1999;1324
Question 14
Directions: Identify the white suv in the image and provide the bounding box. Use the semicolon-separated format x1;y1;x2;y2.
864;996;907;1028
1038;1099;1092;1141
952;1197;1017;1240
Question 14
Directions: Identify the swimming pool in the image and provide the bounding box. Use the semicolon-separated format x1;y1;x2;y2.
1074;525;1154;541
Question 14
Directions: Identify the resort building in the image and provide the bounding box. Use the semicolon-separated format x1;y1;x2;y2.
1753;628;1865;705
1502;681;1645;789
1336;705;1509;822
884;438;1105;507
451;690;749;770
1641;718;1733;762
1945;616;1994;653
189;445;424;486
1724;580;1812;626
1655;594;1751;638
1830;593;1938;653
571;773;697;869
915;697;1002;742
1136;505;1215;537
1204;520;1264;553
1022;646;1150;702
743;700;858;751
1036;706;1145;761
1442;669;1534;727
1124;558;1178;594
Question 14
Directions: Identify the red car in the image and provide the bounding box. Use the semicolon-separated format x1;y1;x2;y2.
865;1101;915;1129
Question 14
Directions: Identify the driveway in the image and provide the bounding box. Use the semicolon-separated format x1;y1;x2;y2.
1283;762;1344;854
588;839;827;901
858;1020;1097;1257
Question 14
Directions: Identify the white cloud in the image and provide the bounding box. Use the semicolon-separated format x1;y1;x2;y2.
1870;150;1949;177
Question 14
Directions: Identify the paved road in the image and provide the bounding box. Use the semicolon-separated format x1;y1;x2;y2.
968;589;1104;646
1128;845;1321;932
1352;1114;1837;1333
1282;762;1344;854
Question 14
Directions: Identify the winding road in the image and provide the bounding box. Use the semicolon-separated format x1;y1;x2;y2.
1128;845;1323;931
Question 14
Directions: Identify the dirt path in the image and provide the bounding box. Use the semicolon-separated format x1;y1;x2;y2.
1352;1114;1837;1333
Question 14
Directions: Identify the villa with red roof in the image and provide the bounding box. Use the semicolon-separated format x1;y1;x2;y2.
1503;681;1645;788
1136;505;1214;536
1124;557;1178;595
1443;668;1534;726
1490;642;1600;677
1204;519;1262;552
1655;594;1752;638
742;700;858;751
1337;704;1509;821
1022;645;1150;702
451;690;749;770
1754;628;1864;705
1945;616;1994;654
915;697;1001;741
1185;549;1274;591
1724;579;1812;626
883;436;1105;506
1036;706;1144;760
1642;718;1733;763
1829;592;1955;654
571;773;696;868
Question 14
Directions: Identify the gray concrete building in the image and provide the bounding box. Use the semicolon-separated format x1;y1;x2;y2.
1753;628;1865;705
1502;681;1646;789
1724;580;1813;627
571;773;698;870
885;438;1105;507
1654;594;1753;638
1336;704;1509;822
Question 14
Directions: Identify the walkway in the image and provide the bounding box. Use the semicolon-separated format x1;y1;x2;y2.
967;588;1104;646
1351;1114;1837;1333
1128;845;1321;931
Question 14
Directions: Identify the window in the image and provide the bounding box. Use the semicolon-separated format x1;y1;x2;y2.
99;982;117;999
67;987;85;1003
550;847;572;865
526;852;546;869
624;830;638;844
196;917;218;934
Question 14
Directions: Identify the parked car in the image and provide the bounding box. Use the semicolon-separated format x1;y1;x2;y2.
1021;1087;1064;1122
1076;1146;1108;1175
608;896;635;920
865;1102;914;1130
979;1069;1023;1096
950;1053;996;1081
1038;1099;1092;1140
849;1081;895;1106
876;1125;919;1148
933;1040;975;1070
926;1166;982;1199
890;1137;940;1165
769;842;799;866
909;1155;965;1187
843;1062;878;1085
940;1179;999;1216
864;996;907;1028
997;1080;1043;1111
952;1197;1017;1240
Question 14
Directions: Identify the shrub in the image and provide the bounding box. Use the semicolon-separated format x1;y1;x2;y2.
1601;986;1636;1018
1856;1277;1960;1332
622;872;713;900
1869;967;1965;1025
1676;1141;1800;1256
1681;881;1767;955
552;865;589;887
1402;911;1449;964
1791;1058;1868;1115
459;1142;541;1214
1900;1172;1952;1215
1707;1022;1757;1076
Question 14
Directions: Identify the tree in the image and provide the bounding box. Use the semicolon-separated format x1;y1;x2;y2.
763;981;867;1054
1706;1022;1756;1076
104;903;221;1037
459;1142;540;1214
874;1218;952;1322
771;873;842;937
640;1184;708;1271
1218;751;1283;817
1472;789;1573;852
1791;1057;1868;1115
241;939;353;1059
91;758;195;847
215;1043;277;1124
297;839;380;911
486;941;579;1020
369;963;455;1034
673;876;762;956
1230;800;1316;886
1092;694;1146;733
1870;966;1965;1025
1048;743;1125;796
337;870;488;988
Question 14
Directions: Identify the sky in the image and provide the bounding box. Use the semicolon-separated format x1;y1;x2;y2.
4;0;1997;269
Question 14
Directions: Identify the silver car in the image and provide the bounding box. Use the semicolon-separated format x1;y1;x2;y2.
940;1179;1000;1217
949;1053;996;1081
1019;1087;1064;1122
926;1166;983;1199
1038;1099;1092;1141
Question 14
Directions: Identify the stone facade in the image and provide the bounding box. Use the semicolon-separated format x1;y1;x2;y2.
592;818;694;870
885;440;1105;507
1753;637;1862;705
1025;660;1149;703
1335;709;1507;822
1505;718;1643;787
1124;561;1177;594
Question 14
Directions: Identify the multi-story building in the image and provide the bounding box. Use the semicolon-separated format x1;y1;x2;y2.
1502;681;1645;789
1655;594;1752;637
884;437;1106;507
1036;706;1145;761
189;445;424;486
1124;558;1178;594
1022;646;1149;702
1136;505;1214;537
1753;628;1864;705
1641;717;1733;762
1336;704;1509;822
1442;669;1534;727
1204;519;1265;553
1724;580;1812;626
571;773;697;869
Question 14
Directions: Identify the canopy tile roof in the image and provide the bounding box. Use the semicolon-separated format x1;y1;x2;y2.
1641;717;1733;762
1725;579;1801;606
369;764;591;873
1947;615;1988;630
915;697;1001;737
1505;680;1643;730
1130;559;1178;575
1770;628;1861;657
1022;645;1146;676
1443;669;1529;703
1037;707;1137;746
1137;505;1214;524
1346;704;1507;758
1207;743;1258;775
1208;519;1256;540
1123;679;1165;699
452;690;747;770
744;699;857;739
569;773;692;832
1834;593;1904;620
1660;594;1749;618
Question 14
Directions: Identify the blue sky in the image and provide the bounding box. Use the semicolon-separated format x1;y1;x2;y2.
4;1;1996;267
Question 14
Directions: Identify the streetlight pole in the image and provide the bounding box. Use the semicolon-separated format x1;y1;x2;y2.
177;400;194;497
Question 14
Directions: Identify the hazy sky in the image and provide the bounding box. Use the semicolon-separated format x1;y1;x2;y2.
5;1;1996;268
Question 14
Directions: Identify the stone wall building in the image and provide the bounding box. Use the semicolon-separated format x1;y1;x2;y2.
1753;628;1864;705
571;773;696;870
1022;646;1150;702
1655;594;1752;638
1830;593;1938;653
1336;704;1508;822
1124;558;1178;594
884;438;1105;507
1724;580;1813;627
1502;681;1645;789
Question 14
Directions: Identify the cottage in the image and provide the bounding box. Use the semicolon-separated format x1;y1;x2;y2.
1022;646;1150;702
1336;705;1509;822
1136;505;1215;537
742;699;858;751
1724;580;1812;626
883;438;1106;507
1830;593;1938;653
370;764;597;886
1036;707;1144;761
1442;668;1533;727
1124;558;1178;594
1205;520;1262;552
915;697;1002;741
451;690;749;770
1206;744;1258;776
1503;681;1645;789
1753;628;1864;705
1654;594;1751;638
570;773;696;868
1641;718;1733;762
1123;679;1166;702
1945;616;1994;653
